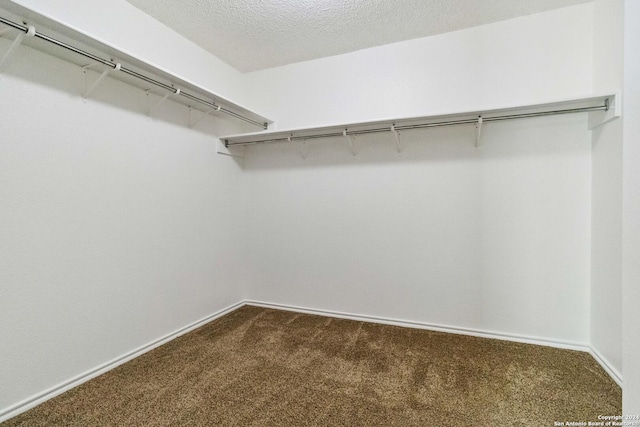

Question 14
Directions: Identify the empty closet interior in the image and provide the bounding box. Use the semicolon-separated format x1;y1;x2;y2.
1;0;638;421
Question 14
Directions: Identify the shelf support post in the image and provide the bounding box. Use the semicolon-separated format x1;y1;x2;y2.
84;63;120;100
288;135;307;160
148;88;180;117
0;25;34;73
391;124;402;153
475;116;483;148
344;130;356;156
189;105;221;128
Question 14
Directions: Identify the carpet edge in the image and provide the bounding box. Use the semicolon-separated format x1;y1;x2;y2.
0;300;246;423
244;300;621;387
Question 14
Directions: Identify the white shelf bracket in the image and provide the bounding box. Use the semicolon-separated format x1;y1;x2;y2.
0;25;34;73
188;104;220;128
344;130;356;156
148;88;180;117
391;125;402;153
217;139;245;158
84;62;120;100
289;135;307;160
475;116;483;148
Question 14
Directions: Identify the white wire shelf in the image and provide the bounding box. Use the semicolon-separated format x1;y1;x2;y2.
0;4;271;129
220;94;618;149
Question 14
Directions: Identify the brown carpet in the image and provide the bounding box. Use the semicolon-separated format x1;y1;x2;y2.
5;306;621;426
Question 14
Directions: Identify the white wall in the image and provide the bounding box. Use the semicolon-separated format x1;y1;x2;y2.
590;0;623;380
243;116;592;344
0;37;250;415
622;0;640;414
242;5;595;345
246;4;594;129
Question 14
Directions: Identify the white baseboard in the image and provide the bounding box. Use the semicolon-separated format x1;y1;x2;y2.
0;301;245;423
589;346;623;387
1;299;622;422
246;300;622;387
245;300;591;352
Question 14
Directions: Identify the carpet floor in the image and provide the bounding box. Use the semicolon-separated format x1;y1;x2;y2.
5;306;621;426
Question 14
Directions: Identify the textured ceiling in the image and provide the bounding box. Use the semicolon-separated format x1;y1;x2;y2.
126;0;593;72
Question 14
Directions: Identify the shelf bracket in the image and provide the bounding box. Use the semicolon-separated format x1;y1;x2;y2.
0;25;34;73
344;130;356;156
217;139;244;158
84;63;120;100
188;105;221;128
289;135;307;160
391;125;402;153
148;88;180;117
475;116;483;148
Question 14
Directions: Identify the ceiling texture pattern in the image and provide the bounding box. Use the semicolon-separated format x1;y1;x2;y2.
126;0;593;72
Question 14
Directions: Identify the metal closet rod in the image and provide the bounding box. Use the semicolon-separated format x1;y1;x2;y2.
0;16;267;129
225;101;609;147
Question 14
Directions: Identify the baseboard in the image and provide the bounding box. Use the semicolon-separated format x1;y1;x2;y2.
0;300;245;423
245;300;590;351
589;346;623;388
246;300;624;387
2;299;621;422
246;300;630;386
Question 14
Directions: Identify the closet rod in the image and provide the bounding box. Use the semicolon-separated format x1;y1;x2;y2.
0;16;267;129
225;102;609;147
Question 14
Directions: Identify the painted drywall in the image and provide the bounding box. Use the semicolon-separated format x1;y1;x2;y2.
590;0;623;380
245;4;594;129
243;113;592;344
4;0;253;109
0;38;250;414
242;5;594;345
622;0;640;414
